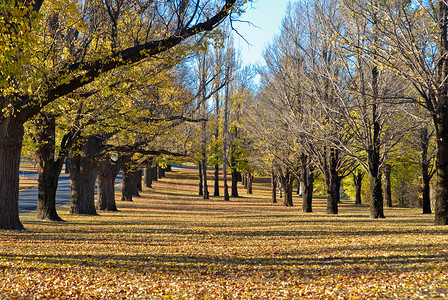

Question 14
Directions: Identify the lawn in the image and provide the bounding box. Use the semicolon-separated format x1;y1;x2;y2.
1;167;448;299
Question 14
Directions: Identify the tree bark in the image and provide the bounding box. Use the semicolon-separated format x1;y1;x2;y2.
354;170;363;205
434;111;448;224
97;160;118;211
69;135;101;215
144;163;153;188
214;164;220;196
0;119;25;230
231;167;239;197
132;169;141;196
301;154;313;213
202;159;209;199
325;148;339;214
383;164;392;208
420;127;432;214
198;162;203;196
152;167;158;181
271;171;277;204
96;156;126;211
121;166;133;202
246;173;253;194
369;64;385;218
157;165;163;179
35;113;64;221
281;171;293;207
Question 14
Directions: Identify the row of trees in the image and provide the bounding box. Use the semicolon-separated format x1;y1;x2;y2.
243;0;446;223
0;0;248;230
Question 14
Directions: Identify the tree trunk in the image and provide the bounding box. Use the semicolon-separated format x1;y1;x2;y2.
214;164;220;196
97;160;117;211
36;113;64;221
121;167;133;202
282;172;293;207
325;174;339;215
369;64;385;218
69;155;98;215
157;166;163;179
383;164;392;208
354;170;363;205
420;127;432;214
301;154;313;213
278;180;283;199
302;174;314;213
231;167;239;197
271;171;277;204
198;162;203;196
152;167;158;181
325;148;339;214
144;164;153;188
69;135;102;215
246;173;253;194
0;119;25;230
137;169;143;191
202;159;209;199
96;155;126;211
434;112;448;224
132;170;141;197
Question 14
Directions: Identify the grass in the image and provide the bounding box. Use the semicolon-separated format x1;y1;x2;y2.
1;167;448;299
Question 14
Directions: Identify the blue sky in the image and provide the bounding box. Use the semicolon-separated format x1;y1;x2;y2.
234;0;290;66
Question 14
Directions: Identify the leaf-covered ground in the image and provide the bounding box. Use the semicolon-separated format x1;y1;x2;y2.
2;168;448;299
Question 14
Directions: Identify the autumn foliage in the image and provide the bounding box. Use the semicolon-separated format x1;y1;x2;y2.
1;167;448;298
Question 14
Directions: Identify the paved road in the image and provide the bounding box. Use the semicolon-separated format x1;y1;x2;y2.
19;171;122;212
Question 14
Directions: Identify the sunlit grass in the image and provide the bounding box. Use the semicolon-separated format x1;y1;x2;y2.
2;168;448;298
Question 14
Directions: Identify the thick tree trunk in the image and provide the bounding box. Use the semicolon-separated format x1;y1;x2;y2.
152;167;158;181
325;175;339;215
97;173;116;210
69;136;101;215
302;174;314;213
144;164;153;188
36;114;64;221
246;173;253;194
325;148;339;214
281;172;293;207
198;162;203;196
157;166;163;179
136;169;143;192
96;156;124;211
368;147;384;218
420;127;432;214
0;119;25;230
214;164;220;196
131;170;141;197
271;171;277;204
37;164;64;221
434;113;448;224
69;155;98;215
383;164;392;208
121;167;133;202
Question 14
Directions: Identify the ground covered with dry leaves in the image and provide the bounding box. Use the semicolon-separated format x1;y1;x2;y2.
1;167;448;299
